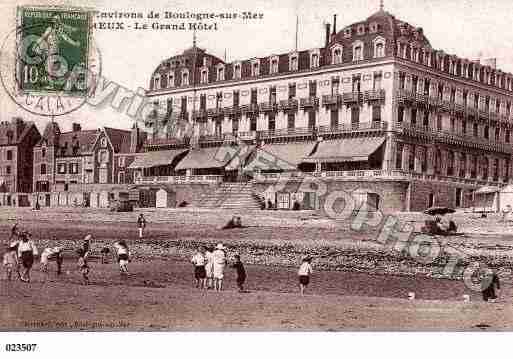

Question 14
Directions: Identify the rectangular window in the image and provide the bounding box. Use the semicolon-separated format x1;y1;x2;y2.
438;84;443;100
6;150;12;161
181;96;187;113
484;126;489;139
373;72;382;90
118;156;125;167
233;91;240;107
506;130;511;143
216;92;223;108
473;123;479;137
288;83;296;99
372;105;381;123
450;88;456;103
351;107;360;128
411;109;417;126
330;109;339;128
6;166;11;175
411;75;418;93
232;117;239;134
215;119;222;136
495;127;500;142
308;111;316;128
200;94;207;110
68;163;78;174
398;106;405;123
423;111;429;127
331;77;340;95
352;75;361;93
287;113;295;129
309;81;317;97
250;88;258;104
395;144;403;169
424;79;430;96
450;117;455;133
399;73;405;90
436;115;442;131
462;120;467;134
268;114;276;131
250;116;257;131
463;91;468;106
40;163;46;175
269;86;277;104
42;148;46;158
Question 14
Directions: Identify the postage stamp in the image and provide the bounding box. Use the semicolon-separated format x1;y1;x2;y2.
16;6;92;96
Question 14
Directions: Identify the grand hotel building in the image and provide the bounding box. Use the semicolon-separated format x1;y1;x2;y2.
141;8;513;213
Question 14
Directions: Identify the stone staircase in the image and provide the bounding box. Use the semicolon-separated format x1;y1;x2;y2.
194;182;263;210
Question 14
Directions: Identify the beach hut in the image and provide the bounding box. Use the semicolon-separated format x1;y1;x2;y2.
499;185;513;213
474;186;500;212
156;187;176;208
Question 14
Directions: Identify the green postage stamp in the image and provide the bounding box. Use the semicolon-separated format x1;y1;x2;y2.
16;6;92;96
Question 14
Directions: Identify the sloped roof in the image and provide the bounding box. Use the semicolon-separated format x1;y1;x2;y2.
128;149;188;169
57;129;99;156
244;142;317;172
104;127;132;153
175;146;237;170
303;137;385;163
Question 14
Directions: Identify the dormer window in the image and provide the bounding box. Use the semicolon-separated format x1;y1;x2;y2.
373;37;385;58
153;75;160;90
310;51;319;68
167;73;174;88
270;57;279;74
182;70;189;86
343;28;351;38
200;69;208;84
217;65;225;81
251;59;260;77
352;41;364;62
369;22;379;33
357;24;365;35
289;54;298;71
331;45;343;64
233;63;241;79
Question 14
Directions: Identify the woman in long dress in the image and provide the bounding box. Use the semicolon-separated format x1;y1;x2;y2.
17;232;38;282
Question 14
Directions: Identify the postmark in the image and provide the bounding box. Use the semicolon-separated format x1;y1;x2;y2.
0;5;102;117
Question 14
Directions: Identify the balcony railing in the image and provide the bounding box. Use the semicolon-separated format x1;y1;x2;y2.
322;94;342;107
207;108;224;117
317;121;387;135
240;103;259;114
257;127;314;139
364;89;386;102
279;99;299;111
223;105;241;115
192;109;208;120
254;169;505;186
299;97;319;109
342;92;363;104
259;101;278;112
135;175;223;184
144;137;189;147
394;122;513;154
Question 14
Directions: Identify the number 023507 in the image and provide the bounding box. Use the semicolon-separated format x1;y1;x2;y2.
5;344;37;352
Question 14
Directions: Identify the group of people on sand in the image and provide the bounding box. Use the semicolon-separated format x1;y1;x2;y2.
2;224;132;285
190;244;246;292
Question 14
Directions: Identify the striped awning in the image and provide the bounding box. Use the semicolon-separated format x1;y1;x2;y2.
475;186;499;194
244;142;317;172
303;137;385;163
175;146;242;170
128;149;188;169
224;145;256;171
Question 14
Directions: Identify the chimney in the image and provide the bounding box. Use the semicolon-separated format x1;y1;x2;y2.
72;123;81;132
325;23;331;47
130;123;139;153
332;14;337;35
11;117;24;141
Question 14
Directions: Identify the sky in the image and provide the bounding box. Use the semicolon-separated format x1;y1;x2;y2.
1;0;513;133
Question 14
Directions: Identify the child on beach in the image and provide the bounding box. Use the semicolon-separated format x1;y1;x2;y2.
298;256;313;296
77;248;90;285
82;234;92;259
3;243;18;281
40;246;63;273
17;232;38;283
231;254;246;292
205;246;215;289
191;248;207;289
114;240;130;274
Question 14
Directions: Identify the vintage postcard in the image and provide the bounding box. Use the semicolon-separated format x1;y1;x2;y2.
0;0;513;356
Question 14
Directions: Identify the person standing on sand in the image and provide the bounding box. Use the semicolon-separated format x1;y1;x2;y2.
82;234;92;259
77;248;90;285
137;214;146;239
298;256;313;296
212;243;227;291
17;232;38;282
191;248;207;289
3;243;18;280
231;254;246;292
114;240;130;274
205;246;215;289
481;269;501;303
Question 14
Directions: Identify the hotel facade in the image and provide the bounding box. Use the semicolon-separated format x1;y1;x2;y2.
140;8;513;212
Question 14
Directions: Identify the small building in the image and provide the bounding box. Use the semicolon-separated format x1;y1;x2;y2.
474;186;500;212
156;187;176;208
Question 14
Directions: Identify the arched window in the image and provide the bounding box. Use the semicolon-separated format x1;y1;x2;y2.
153;75;160;90
200;69;208;84
375;43;384;58
182;70;189;86
310;53;319;68
289;55;298;71
217;66;225;81
167;73;174;88
332;46;342;64
234;63;241;79
270;57;278;74
251;60;260;76
352;41;364;62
